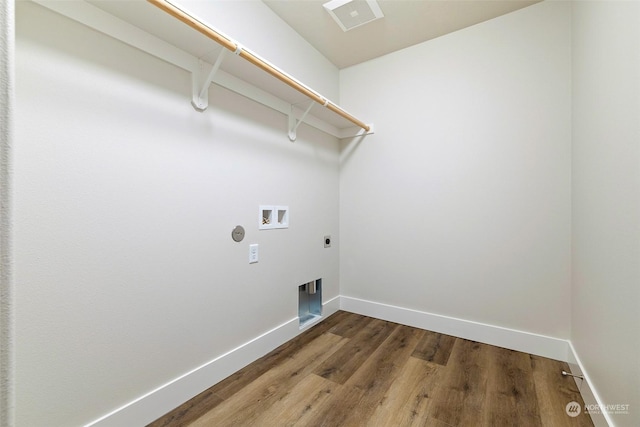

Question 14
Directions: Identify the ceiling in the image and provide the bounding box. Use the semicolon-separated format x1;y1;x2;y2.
262;0;540;69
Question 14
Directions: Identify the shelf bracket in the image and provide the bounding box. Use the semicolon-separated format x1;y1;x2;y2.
288;101;316;142
191;49;227;111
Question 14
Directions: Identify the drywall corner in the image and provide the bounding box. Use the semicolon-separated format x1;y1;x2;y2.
0;0;14;426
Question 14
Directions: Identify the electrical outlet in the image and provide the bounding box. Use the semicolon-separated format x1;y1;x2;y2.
249;244;259;263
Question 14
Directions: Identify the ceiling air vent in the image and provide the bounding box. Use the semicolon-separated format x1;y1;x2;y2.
323;0;384;32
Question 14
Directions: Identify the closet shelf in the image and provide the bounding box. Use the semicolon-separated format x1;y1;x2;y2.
33;0;374;141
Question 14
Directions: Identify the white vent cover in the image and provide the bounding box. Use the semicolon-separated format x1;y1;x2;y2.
323;0;384;32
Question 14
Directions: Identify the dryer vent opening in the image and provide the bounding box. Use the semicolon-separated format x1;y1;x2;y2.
298;279;322;328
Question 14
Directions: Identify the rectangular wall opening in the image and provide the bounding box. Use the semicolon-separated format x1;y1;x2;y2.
260;207;273;229
276;208;289;227
298;279;322;328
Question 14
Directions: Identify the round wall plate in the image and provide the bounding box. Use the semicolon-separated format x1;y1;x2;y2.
231;225;245;242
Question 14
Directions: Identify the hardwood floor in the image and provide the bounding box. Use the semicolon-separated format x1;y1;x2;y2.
148;311;594;427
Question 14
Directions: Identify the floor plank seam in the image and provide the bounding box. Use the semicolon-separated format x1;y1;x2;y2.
147;311;595;427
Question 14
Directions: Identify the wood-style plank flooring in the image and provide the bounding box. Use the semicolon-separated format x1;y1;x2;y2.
148;311;594;427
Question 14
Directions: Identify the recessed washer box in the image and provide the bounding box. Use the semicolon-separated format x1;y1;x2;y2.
259;205;288;229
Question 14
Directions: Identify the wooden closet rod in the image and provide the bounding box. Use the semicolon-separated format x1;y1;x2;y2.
147;0;371;132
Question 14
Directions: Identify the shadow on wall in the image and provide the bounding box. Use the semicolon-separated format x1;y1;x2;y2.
339;133;367;166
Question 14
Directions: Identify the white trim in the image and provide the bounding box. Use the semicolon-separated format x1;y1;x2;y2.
338;296;609;426
31;0;194;71
85;296;341;426
322;294;341;316
566;342;613;427
82;295;601;426
85;317;300;427
30;0;364;140
340;296;570;361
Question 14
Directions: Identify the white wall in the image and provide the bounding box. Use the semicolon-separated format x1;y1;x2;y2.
14;2;340;426
340;1;572;338
180;0;340;101
13;0;640;426
0;0;15;426
572;1;640;426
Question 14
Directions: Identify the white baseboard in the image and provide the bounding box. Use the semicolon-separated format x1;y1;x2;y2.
339;297;614;426
321;294;341;320
86;296;607;427
339;296;614;426
85;296;341;427
339;296;570;362
566;342;612;427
